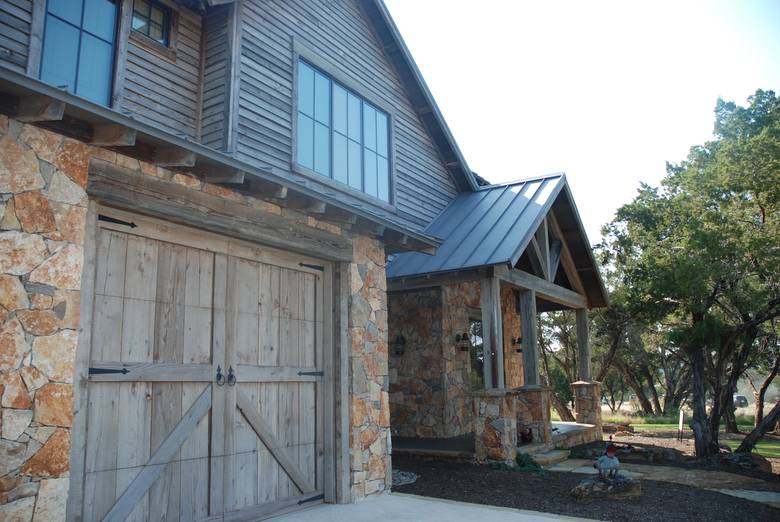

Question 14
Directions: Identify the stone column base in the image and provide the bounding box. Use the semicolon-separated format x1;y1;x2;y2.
571;381;603;438
514;385;553;446
473;390;518;465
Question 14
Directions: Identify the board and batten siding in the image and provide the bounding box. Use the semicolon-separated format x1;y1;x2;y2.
235;0;460;232
120;4;203;140
0;0;33;72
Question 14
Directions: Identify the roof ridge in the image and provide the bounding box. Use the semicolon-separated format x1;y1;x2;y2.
477;172;566;190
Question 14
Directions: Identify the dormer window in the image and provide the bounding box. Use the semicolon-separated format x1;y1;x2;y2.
296;60;391;203
132;0;171;46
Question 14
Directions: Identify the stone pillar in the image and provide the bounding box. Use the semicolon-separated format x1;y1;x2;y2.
571;381;603;437
515;385;553;446
473;390;517;465
519;289;539;386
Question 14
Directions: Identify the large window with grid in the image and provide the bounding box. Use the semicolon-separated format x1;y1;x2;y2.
39;0;118;106
296;60;391;203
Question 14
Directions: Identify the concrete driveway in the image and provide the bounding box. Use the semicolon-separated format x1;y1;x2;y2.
274;493;598;522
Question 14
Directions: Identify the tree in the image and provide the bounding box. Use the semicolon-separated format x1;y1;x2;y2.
602;90;780;457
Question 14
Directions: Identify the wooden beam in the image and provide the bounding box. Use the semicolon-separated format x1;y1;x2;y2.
536;218;551;281
203;170;245;184
479;278;496;388
322;206;357;225
248;177;288;199
387;267;491;292
528;237;547;280
306;201;327;214
495;265;587;309
519;289;539;386
576;308;591;381
88;158;353;262
547;212;587;297
481;277;504;388
549;238;562;280
155;147;196;167
89;123;136;146
15;95;64;122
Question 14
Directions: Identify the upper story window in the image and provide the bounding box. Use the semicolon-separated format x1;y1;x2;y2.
132;0;171;46
296;60;391;203
39;0;118;106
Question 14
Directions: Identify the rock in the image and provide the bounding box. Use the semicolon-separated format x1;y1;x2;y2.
19;366;48;391
0;496;35;522
43;170;86;206
0;231;48;275
21;428;70;477
13;191;56;233
53;139;90;188
28;244;83;291
2;409;33;440
17;309;58;336
52;290;79;329
0;439;27;476
4;482;38;503
32;478;68;521
603;423;634;434
0;317;31;372
19;124;62;162
1;371;33;408
50;202;87;245
34;383;73;427
571;475;642;503
32;330;78;382
0;275;30;310
1;197;21;229
0;134;44;193
29;293;52;310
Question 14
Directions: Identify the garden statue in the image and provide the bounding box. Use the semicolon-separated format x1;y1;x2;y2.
595;444;620;479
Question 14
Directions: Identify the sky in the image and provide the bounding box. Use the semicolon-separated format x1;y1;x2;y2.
383;0;780;244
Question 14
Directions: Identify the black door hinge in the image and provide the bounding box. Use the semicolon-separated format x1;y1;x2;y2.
89;367;130;375
298;493;325;505
299;263;324;272
298;370;324;377
98;214;137;228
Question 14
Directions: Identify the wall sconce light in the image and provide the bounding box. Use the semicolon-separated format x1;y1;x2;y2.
392;335;406;355
512;336;523;353
455;332;470;351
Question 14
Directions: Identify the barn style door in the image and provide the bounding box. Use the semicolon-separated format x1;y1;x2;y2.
80;212;330;522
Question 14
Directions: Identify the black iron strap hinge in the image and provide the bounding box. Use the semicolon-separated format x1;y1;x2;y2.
98;214;137;228
298;370;324;377
299;263;324;272
298;493;325;505
89;367;130;375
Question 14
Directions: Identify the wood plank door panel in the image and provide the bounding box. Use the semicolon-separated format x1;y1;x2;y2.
80;213;331;522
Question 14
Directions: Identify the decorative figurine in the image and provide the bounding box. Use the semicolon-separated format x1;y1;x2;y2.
595;444;620;479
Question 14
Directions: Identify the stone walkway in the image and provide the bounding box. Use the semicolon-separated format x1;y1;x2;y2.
548;458;780;508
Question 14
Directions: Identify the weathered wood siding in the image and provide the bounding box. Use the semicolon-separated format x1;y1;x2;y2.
199;4;230;150
120;6;203;139
236;0;460;231
0;0;32;72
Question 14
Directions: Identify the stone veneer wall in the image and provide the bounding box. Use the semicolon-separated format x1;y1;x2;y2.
0;116;390;517
500;286;523;389
387;288;444;438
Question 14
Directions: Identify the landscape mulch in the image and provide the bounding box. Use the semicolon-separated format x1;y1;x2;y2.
392;455;780;522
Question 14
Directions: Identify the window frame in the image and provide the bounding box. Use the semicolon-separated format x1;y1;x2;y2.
128;0;179;61
291;42;397;210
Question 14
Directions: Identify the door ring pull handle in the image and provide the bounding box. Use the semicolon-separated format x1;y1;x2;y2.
227;366;236;386
216;365;225;386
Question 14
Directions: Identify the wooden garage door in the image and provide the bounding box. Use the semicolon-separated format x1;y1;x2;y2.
81;211;330;522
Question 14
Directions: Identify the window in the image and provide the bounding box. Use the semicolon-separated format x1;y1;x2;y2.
468;318;484;391
132;0;170;46
39;0;118;106
296;60;391;203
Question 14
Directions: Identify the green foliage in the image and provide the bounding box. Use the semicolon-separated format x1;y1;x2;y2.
515;453;545;474
549;365;573;406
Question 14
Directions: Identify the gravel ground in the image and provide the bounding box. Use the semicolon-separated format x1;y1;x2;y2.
392;456;780;522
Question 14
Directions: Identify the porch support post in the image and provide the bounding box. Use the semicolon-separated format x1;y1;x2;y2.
576;308;591;381
519;289;539;386
480;277;504;388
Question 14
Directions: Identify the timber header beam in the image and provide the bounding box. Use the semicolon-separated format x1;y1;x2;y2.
494;265;587;309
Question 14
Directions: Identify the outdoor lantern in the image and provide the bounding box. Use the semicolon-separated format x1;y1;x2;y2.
513;336;523;353
392;335;406;355
455;332;470;351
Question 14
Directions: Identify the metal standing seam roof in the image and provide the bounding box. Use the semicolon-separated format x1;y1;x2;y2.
386;173;567;279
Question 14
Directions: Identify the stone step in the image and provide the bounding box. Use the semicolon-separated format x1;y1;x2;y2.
530;450;571;467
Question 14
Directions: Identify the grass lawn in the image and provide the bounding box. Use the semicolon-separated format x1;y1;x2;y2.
719;438;780;458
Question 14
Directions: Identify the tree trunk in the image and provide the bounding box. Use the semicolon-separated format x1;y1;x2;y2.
644;366;663;415
722;397;739;434
550;389;576;422
736;401;780;454
755;355;780;427
690;346;717;457
620;363;655;415
720;334;755;434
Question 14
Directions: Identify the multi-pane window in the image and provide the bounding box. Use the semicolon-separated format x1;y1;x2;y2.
297;61;391;203
39;0;118;106
132;0;170;46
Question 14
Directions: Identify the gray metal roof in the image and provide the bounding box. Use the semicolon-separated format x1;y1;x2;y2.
387;173;566;278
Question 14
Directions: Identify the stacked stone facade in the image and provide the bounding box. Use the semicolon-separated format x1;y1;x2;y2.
473;389;518;464
0;117;391;517
572;381;603;438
